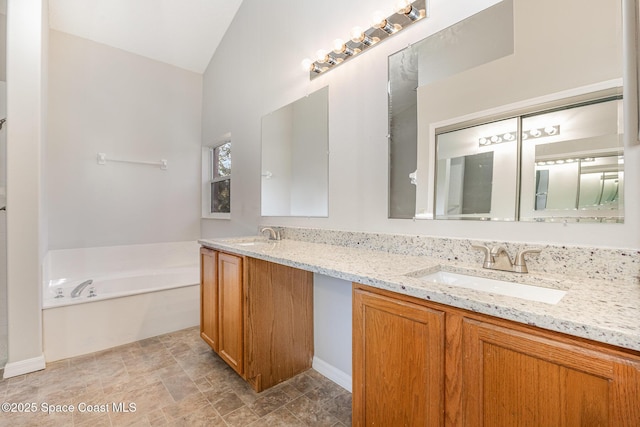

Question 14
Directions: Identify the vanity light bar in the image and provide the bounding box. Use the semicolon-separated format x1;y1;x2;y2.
301;0;429;80
536;157;595;167
522;125;560;140
479;125;561;147
479;131;516;146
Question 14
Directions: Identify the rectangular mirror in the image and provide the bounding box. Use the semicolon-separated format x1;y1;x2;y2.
389;0;515;219
388;0;629;223
261;87;329;217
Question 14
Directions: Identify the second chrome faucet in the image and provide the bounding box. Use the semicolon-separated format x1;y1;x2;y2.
260;227;281;241
472;244;541;273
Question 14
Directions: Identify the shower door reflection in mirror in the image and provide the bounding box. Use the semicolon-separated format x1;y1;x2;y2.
520;96;623;222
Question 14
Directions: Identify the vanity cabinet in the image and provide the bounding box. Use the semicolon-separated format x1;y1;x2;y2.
461;318;640;426
216;251;244;375
353;286;445;426
353;283;640;427
199;247;218;350
200;247;313;392
200;248;244;375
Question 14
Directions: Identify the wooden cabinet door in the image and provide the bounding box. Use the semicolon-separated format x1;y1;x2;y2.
217;252;244;376
199;247;218;351
353;286;445;427
244;257;313;392
461;318;640;427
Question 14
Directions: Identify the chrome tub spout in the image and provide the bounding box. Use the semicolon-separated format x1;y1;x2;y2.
71;279;93;298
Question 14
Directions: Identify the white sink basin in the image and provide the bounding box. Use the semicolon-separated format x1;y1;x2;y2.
226;237;275;247
416;271;566;304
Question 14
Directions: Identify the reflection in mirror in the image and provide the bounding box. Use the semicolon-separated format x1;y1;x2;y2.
261;87;329;217
388;46;418;218
434;92;624;222
520;96;623;222
435;118;518;220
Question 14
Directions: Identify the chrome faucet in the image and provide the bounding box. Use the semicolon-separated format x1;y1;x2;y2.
472;245;541;273
70;279;93;298
260;227;281;241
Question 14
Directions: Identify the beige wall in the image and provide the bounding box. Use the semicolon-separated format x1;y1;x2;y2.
47;31;202;249
202;0;639;249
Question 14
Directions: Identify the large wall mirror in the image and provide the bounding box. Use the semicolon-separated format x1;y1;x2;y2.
388;0;629;223
388;0;515;218
261;86;329;217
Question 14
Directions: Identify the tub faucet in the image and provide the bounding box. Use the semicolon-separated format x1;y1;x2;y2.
260;227;281;241
71;279;93;298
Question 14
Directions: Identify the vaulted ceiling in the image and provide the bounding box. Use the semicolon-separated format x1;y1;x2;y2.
48;0;243;73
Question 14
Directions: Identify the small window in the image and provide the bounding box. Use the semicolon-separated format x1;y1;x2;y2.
202;135;231;219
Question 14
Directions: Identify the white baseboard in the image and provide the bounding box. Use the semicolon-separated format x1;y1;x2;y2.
312;356;352;393
3;354;46;379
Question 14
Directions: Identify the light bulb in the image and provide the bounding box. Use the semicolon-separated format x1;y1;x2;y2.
333;39;345;53
371;11;387;27
529;128;541;138
333;39;353;55
395;0;410;13
350;26;377;46
316;50;328;63
350;27;364;43
479;137;488;145
544;126;558;135
301;58;321;73
503;132;515;141
490;135;500;143
301;58;313;71
316;50;341;64
371;11;401;34
395;0;423;20
332;38;355;56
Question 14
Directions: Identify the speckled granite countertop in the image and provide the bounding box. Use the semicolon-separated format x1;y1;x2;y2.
199;236;640;352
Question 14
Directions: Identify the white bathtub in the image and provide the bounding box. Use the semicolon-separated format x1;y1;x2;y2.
42;241;200;362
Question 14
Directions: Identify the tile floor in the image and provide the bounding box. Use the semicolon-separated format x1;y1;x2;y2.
0;327;352;426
